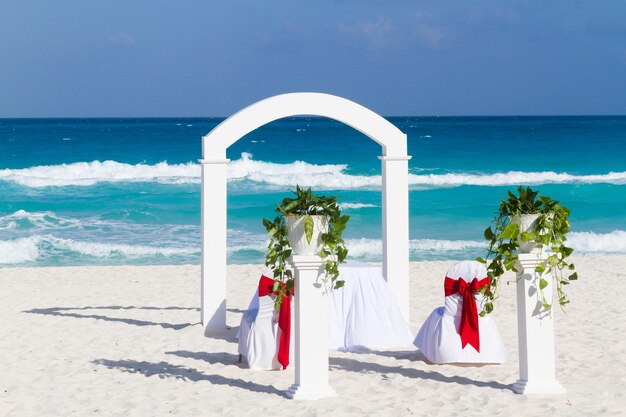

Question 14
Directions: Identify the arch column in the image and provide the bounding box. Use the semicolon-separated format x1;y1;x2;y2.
380;155;411;322
200;157;229;329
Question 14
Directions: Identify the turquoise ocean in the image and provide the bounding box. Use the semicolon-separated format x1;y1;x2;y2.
1;116;625;267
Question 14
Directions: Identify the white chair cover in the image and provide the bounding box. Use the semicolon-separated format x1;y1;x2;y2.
238;261;413;369
237;276;293;370
413;260;506;364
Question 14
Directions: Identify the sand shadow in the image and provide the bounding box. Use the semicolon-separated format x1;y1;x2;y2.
329;356;512;391
203;326;239;343
24;305;200;330
165;350;242;367
366;350;494;367
339;349;428;362
92;358;284;397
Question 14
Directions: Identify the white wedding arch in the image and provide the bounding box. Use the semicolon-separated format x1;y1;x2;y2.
200;92;411;329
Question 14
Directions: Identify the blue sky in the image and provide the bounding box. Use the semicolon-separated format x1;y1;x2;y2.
1;0;625;117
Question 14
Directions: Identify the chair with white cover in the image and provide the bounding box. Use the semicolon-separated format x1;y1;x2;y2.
413;260;506;364
237;274;294;370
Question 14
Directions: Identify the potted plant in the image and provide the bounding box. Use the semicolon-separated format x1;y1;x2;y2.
477;186;578;316
262;186;350;307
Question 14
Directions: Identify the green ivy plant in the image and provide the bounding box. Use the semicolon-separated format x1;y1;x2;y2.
477;186;577;316
262;186;350;307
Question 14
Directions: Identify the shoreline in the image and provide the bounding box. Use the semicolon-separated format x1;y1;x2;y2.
1;256;623;416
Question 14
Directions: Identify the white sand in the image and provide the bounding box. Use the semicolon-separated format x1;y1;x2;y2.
1;257;624;416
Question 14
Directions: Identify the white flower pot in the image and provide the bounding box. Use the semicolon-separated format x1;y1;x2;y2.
286;215;329;255
511;213;542;254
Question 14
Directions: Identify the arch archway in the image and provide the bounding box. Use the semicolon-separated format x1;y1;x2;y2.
200;92;411;329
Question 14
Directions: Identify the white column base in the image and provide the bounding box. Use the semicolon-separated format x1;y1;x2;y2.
515;253;566;396
512;379;566;395
286;255;335;400
286;384;337;400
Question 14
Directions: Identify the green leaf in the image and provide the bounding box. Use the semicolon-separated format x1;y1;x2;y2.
520;232;535;242
535;263;546;273
561;246;574;257
539;278;549;290
283;200;300;213
569;272;578;281
547;254;559;267
503;257;517;270
499;223;519;240
304;215;314;244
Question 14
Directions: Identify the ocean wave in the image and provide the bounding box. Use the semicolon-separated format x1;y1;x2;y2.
0;234;199;265
0;160;200;187
567;230;626;254
0;237;40;263
408;171;626;187
0;210;84;231
345;238;486;258
339;203;378;210
3;153;625;189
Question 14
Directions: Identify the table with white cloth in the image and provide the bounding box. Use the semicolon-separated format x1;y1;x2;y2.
327;260;414;351
238;260;414;367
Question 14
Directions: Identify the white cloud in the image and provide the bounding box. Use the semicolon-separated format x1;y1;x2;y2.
337;16;396;49
413;13;452;49
106;32;136;47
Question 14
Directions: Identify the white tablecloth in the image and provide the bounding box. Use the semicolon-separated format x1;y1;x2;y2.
328;261;414;351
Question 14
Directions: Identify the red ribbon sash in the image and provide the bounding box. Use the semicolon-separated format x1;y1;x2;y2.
444;276;490;352
258;275;292;370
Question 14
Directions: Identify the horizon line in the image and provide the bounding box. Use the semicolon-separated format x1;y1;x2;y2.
1;114;625;120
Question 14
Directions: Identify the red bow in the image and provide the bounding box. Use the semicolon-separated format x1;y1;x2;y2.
258;275;292;370
444;276;490;352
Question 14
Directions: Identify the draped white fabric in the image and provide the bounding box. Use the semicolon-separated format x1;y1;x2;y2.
237;286;285;370
237;261;414;370
413;261;506;364
327;261;414;351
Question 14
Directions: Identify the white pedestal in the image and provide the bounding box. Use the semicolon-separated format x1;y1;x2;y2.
286;255;336;400
513;253;566;395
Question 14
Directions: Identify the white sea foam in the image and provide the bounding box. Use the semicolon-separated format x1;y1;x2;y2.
2;154;626;189
338;203;378;210
345;231;626;258
567;230;626;254
0;237;40;263
45;236;198;258
407;171;626;187
0;210;85;231
345;238;487;258
0;234;199;264
0;160;200;187
227;152;378;189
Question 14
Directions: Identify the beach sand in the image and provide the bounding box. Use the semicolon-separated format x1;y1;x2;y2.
1;257;624;416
